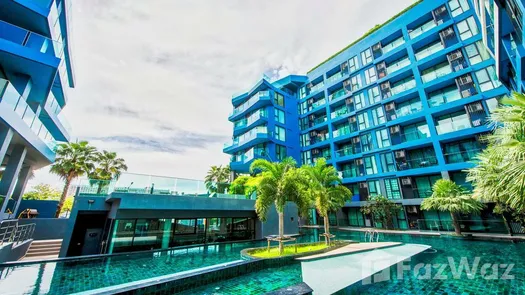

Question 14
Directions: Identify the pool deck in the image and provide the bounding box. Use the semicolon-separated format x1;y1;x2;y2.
296;242;402;261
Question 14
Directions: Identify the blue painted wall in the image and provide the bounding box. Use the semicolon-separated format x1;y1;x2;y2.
15;200;59;218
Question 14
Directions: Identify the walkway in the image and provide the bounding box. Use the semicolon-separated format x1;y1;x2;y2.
297;242;401;261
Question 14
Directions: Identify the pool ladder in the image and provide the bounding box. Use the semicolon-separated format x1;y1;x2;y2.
364;230;380;242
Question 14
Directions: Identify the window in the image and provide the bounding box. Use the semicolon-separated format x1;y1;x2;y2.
299;86;307;99
365;67;377;84
274;92;284;107
354;92;365;110
299;101;309;115
301;151;311;164
457;16;479;40
403;122;430;141
427;85;462;107
276;145;287;161
361;133;373;152
436;111;471;134
364;156;378;175
275;126;286;141
384;178;401;199
350;74;362;90
361;48;373;65
175;219;196;234
375;129;390;148
274;109;285;124
449;0;469;17
465;41;490;65
367;86;381;105
368;180;381;196
348;55;360;72
380;152;396;172
300;134;310;147
485;97;499;113
475;66;502;92
372;106;386;125
357;112;370;130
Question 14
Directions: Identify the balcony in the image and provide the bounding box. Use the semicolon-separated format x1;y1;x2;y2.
444;148;482;164
329;88;347;101
435;117;472;135
234;110;266;132
415;42;444;61
342;168;359;178
333;125;355;138
336;145;361;157
386;57;410;75
307;81;325;95
394;101;423;119
0;20;64;59
224;126;268;151
0;79;56;151
229;91;270;119
331;107;349;120
326;71;345;85
409;20;437;39
427;87;462;108
401;129;429;143
411;187;433;198
311;98;327;109
382;37;405;55
397;156;438;170
391;79;416;96
309;133;330;145
421;63;452;83
313;150;332;162
312;115;327;126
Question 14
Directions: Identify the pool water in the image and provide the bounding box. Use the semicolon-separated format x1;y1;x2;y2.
0;230;524;294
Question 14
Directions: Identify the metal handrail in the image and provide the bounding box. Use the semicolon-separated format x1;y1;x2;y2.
0;220;35;246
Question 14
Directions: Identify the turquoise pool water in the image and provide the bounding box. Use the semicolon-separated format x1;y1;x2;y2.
0;230;523;294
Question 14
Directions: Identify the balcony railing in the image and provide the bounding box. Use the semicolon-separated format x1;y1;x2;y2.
230;91;270;117
0;20;64;59
224;126;267;149
234;111;266;130
310;133;330;144
76;173;252;199
395;102;423;118
401;129;429;142
382;37;405;55
421;63;452;83
244;148;267;162
331;107;349;119
428;88;462;107
409;20;437;39
397;156;438;170
444;148;482;164
415;42;445;61
391;79;416;96
336;146;361;157
311;98;326;109
312;115;327;126
0;79;56;150
435;117;472;135
333;126;353;138
342;169;359;178
326;72;345;84
329;88;347;101
411;187;433;198
309;82;325;94
386;58;411;75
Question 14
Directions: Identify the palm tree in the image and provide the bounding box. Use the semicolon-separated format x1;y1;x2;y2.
250;157;310;254
301;158;352;245
204;165;230;193
89;150;128;194
421;179;484;235
50;141;97;217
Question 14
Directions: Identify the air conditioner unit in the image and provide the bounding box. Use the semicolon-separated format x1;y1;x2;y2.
472;119;482;126
434;5;447;15
308;99;314;105
356;159;363;165
390;114;397;120
359;182;368;188
312;149;320;155
340;63;348;70
461;89;473;98
467;103;484;112
337;171;343;178
390;125;401;133
448;50;463;61
385;103;395;111
457;75;473;86
309;115;315;120
349;116;357;123
381;82;391;90
440;27;455;38
310;131;318;137
352;137;360;143
401;177;412;185
372;43;382;51
307;83;313;88
395;150;406;158
345;98;354;105
377;62;386;70
406;205;418;213
343;79;351;86
454;64;465;71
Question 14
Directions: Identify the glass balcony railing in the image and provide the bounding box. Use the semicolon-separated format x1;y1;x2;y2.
329;88;347;101
391;79;416;96
0;78;56;150
395;102;423;118
310;133;330;144
409;20;437;39
333;126;352;138
309;82;325;94
444;148;482;164
224;126;267;149
336;146;361;157
421;64;452;83
230;91;270;117
382;37;405;55
435;117;472;135
326;72;345;84
0;20;64;59
45;92;62;116
386;58;411;74
234;111;266;130
312;115;327;125
415;42;445;61
76;172;251;199
331;107;349;119
311;98;326;109
428;88;462;107
397;156;438;170
342;169;359;178
411;187;433;198
401;129;430;142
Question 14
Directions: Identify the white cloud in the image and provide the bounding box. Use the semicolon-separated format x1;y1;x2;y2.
29;0;415;190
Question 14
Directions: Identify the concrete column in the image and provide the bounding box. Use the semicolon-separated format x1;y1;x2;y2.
161;219;173;249
0;145;27;221
10;166;32;218
441;171;451;180
0;126;13;165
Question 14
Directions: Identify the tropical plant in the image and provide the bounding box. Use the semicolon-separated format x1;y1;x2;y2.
89;150;128;194
360;195;401;230
467;92;525;215
228;175;259;199
23;184;61;200
50;141;97;217
421;179;484;235
60;197;74;217
204;165;230;193
301;158;352;245
250;157;310;254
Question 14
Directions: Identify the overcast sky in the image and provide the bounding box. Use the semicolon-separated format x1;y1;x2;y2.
29;0;415;190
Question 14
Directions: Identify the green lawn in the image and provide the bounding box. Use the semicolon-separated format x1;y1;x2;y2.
248;243;329;258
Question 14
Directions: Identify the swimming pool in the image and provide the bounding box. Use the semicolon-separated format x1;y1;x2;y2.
0;229;523;294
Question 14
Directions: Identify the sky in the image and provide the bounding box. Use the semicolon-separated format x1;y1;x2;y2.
28;0;416;190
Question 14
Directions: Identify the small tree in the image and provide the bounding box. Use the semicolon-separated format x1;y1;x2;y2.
205;165;230;193
89;150;127;194
228;175;259;199
361;195;401;230
23;184;61;200
421;179;484;235
60;197;74;217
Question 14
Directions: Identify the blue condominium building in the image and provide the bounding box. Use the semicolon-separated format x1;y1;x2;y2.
225;0;519;230
0;0;74;221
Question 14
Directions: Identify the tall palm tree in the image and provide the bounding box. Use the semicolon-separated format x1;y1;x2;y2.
301;158;352;245
50;141;97;217
89;150;128;194
250;157;310;254
421;179;484;235
204;165;230;193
